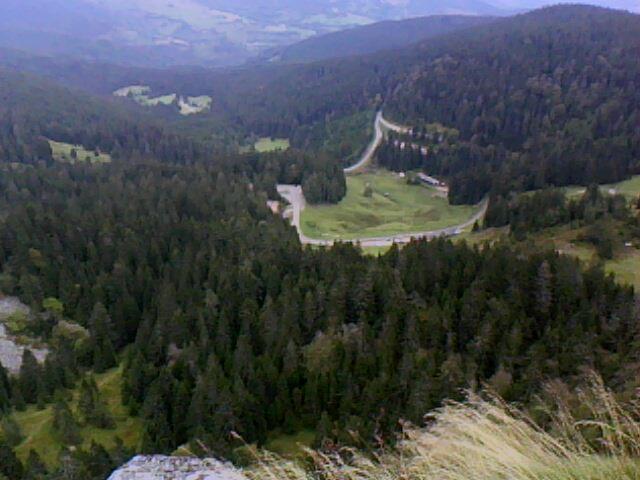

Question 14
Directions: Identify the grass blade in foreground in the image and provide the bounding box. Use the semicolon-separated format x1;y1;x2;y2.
247;375;640;479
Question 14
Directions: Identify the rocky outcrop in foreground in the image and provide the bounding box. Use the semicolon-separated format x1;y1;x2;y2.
108;455;247;480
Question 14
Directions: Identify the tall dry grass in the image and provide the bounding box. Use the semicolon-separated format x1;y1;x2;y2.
245;375;640;479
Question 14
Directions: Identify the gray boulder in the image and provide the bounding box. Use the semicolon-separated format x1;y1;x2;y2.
108;455;248;480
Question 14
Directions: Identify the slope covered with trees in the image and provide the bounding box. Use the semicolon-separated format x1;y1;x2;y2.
0;159;636;464
212;5;640;203
0;68;348;204
3;5;638;196
386;5;640;202
0;69;208;166
185;5;640;203
257;15;494;64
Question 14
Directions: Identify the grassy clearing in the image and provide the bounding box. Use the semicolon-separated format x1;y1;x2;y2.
8;366;142;468
49;140;111;164
527;224;640;289
605;248;640;290
254;137;291;153
247;376;640;480
458;226;510;246
114;85;176;107
113;85;211;115
113;85;150;97
361;245;393;256
460;224;640;290
301;170;476;240
139;93;177;107
604;175;640;198
178;95;213;115
265;430;316;458
565;175;640;199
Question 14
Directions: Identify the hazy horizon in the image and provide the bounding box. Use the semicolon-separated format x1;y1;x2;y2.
1;0;638;67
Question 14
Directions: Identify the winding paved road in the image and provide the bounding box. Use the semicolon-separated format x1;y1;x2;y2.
277;112;488;247
344;111;409;174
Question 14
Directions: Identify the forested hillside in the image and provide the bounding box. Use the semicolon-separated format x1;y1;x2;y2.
152;5;639;204
217;5;640;202
0;69;207;165
3;5;639;196
0;160;636;469
386;5;640;202
257;15;494;64
0;68;347;204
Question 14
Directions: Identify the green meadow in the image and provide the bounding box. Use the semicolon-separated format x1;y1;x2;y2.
5;367;142;468
301;170;476;240
49;140;111;164
254;137;291;153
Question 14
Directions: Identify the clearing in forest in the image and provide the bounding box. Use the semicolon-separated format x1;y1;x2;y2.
301;170;475;241
254;137;291;153
565;175;640;199
48;140;111;164
113;85;212;115
9;366;142;469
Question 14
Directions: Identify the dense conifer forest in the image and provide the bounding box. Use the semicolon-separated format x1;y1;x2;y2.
385;6;640;201
3;6;638;206
0;160;637;475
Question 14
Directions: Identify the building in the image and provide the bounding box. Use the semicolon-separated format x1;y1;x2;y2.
417;172;444;187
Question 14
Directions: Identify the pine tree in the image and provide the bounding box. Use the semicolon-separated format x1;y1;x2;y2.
77;376;114;429
0;440;23;479
52;398;81;445
82;441;115;480
88;303;117;373
54;449;84;480
0;364;11;413
141;370;175;453
1;415;23;447
18;350;43;404
315;411;334;448
24;450;47;480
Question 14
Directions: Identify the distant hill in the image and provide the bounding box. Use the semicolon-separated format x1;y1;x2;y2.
2;4;639;197
0;0;637;67
197;5;640;202
0;68;209;165
258;15;495;64
0;0;508;67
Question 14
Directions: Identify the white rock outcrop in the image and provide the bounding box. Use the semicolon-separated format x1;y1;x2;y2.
108;455;248;480
0;297;48;375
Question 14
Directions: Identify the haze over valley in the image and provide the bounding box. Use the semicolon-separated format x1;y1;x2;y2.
1;0;638;66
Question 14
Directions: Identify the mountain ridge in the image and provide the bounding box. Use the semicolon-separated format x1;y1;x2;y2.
256;15;496;65
0;0;511;67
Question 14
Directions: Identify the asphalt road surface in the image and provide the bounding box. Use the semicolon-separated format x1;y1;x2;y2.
344;111;409;174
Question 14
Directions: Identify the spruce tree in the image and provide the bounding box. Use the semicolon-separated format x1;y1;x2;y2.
24;450;47;480
0;364;10;413
0;415;23;447
52;398;81;445
18;350;43;404
0;440;23;479
77;376;114;429
88;303;117;373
